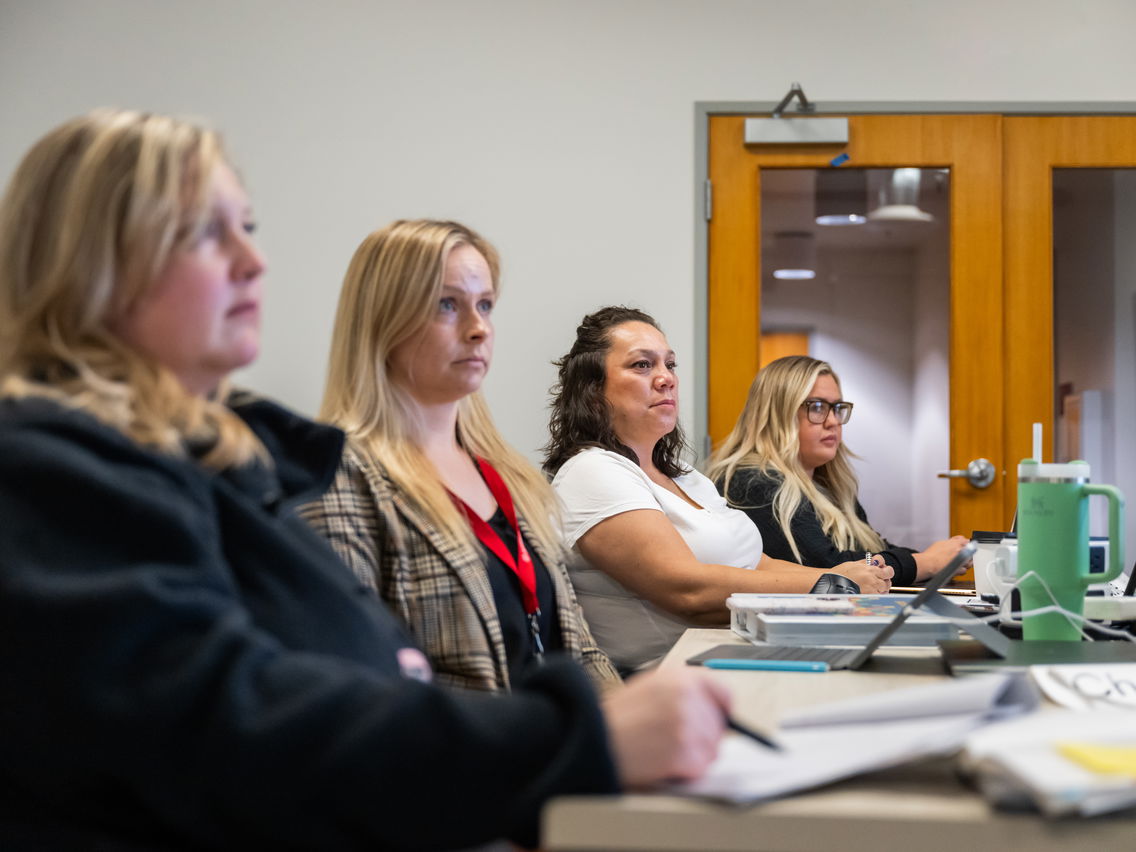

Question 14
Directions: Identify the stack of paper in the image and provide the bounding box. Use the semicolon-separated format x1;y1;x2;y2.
962;709;1136;817
727;593;959;647
673;672;1039;804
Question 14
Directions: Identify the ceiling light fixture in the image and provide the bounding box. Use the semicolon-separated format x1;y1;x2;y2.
868;168;935;223
815;169;868;227
771;231;817;280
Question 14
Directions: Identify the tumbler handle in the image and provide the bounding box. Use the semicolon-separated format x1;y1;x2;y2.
1082;484;1126;584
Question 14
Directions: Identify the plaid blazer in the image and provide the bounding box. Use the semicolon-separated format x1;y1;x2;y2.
299;443;621;693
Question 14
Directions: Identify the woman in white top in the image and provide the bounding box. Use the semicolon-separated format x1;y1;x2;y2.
545;306;892;671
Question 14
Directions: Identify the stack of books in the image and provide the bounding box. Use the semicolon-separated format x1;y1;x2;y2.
727;593;959;647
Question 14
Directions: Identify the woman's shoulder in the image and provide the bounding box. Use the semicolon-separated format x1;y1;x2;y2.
551;447;662;531
339;437;380;474
323;437;397;501
1;393;126;440
226;391;345;503
1;396;189;474
296;436;401;549
320;439;437;530
672;464;717;493
0;395;211;508
719;464;781;500
552;446;645;484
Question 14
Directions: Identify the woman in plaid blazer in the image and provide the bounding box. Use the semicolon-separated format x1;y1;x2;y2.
301;220;620;693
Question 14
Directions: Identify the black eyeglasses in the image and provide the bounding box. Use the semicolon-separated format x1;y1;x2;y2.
801;398;854;425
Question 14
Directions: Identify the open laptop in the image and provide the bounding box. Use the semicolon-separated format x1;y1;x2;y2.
687;543;978;671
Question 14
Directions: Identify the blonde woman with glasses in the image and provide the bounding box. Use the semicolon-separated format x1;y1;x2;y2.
707;355;968;586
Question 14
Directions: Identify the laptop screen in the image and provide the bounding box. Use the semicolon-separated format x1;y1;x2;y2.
846;541;978;668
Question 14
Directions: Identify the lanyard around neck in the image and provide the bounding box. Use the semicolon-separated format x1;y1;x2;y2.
448;458;539;617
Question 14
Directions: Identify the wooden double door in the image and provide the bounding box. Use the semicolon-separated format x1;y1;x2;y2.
707;113;1136;544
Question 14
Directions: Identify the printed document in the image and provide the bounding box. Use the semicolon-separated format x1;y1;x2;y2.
673;672;1038;804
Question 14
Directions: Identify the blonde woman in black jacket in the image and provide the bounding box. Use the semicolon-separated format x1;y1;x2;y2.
708;355;968;586
0;109;728;851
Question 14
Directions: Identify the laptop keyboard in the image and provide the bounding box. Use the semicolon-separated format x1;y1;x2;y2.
748;646;852;663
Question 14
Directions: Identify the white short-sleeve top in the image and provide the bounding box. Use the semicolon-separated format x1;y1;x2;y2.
552;447;764;671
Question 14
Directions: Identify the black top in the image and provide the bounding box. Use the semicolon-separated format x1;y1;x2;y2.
0;393;617;851
484;507;563;680
720;467;919;586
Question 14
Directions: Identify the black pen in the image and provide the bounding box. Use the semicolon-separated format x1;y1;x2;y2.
727;716;782;751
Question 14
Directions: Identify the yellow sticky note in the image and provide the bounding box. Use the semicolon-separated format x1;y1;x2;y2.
1058;742;1136;779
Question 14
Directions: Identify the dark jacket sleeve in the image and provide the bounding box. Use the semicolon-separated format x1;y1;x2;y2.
0;420;617;851
720;468;918;586
850;501;919;586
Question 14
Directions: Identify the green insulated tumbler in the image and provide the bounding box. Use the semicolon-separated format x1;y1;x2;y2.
1016;460;1125;641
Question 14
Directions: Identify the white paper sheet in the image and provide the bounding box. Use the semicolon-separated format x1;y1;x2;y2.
677;713;983;803
672;672;1039;804
1031;663;1136;710
781;672;1036;727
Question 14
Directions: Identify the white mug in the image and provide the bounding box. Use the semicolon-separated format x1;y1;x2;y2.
971;541;998;599
973;536;1017;601
972;534;1013;601
983;543;1018;601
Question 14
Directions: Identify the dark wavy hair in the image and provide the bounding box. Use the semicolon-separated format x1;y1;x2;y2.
543;305;690;478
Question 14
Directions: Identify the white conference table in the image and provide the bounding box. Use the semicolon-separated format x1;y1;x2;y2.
542;628;1136;852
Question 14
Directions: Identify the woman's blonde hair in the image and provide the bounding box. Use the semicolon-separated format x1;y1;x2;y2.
0;109;263;469
321;219;561;555
706;355;883;560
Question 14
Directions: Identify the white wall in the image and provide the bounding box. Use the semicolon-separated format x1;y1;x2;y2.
3;0;1136;462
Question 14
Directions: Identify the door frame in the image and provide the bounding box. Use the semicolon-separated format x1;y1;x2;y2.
1002;116;1136;529
692;100;1136;464
705;113;1007;547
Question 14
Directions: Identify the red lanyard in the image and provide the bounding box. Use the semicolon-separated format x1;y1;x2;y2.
449;458;544;655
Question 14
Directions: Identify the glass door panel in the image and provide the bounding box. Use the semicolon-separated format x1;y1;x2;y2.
759;167;952;544
1052;169;1136;568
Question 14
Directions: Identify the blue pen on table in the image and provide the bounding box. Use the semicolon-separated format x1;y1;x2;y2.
726;716;782;751
702;658;829;673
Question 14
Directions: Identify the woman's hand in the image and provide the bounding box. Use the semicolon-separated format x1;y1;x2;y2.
831;558;893;593
602;667;730;788
913;535;971;581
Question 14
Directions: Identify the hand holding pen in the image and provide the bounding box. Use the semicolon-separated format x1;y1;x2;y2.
603;667;736;786
834;555;892;593
866;550;892;591
727;716;783;751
